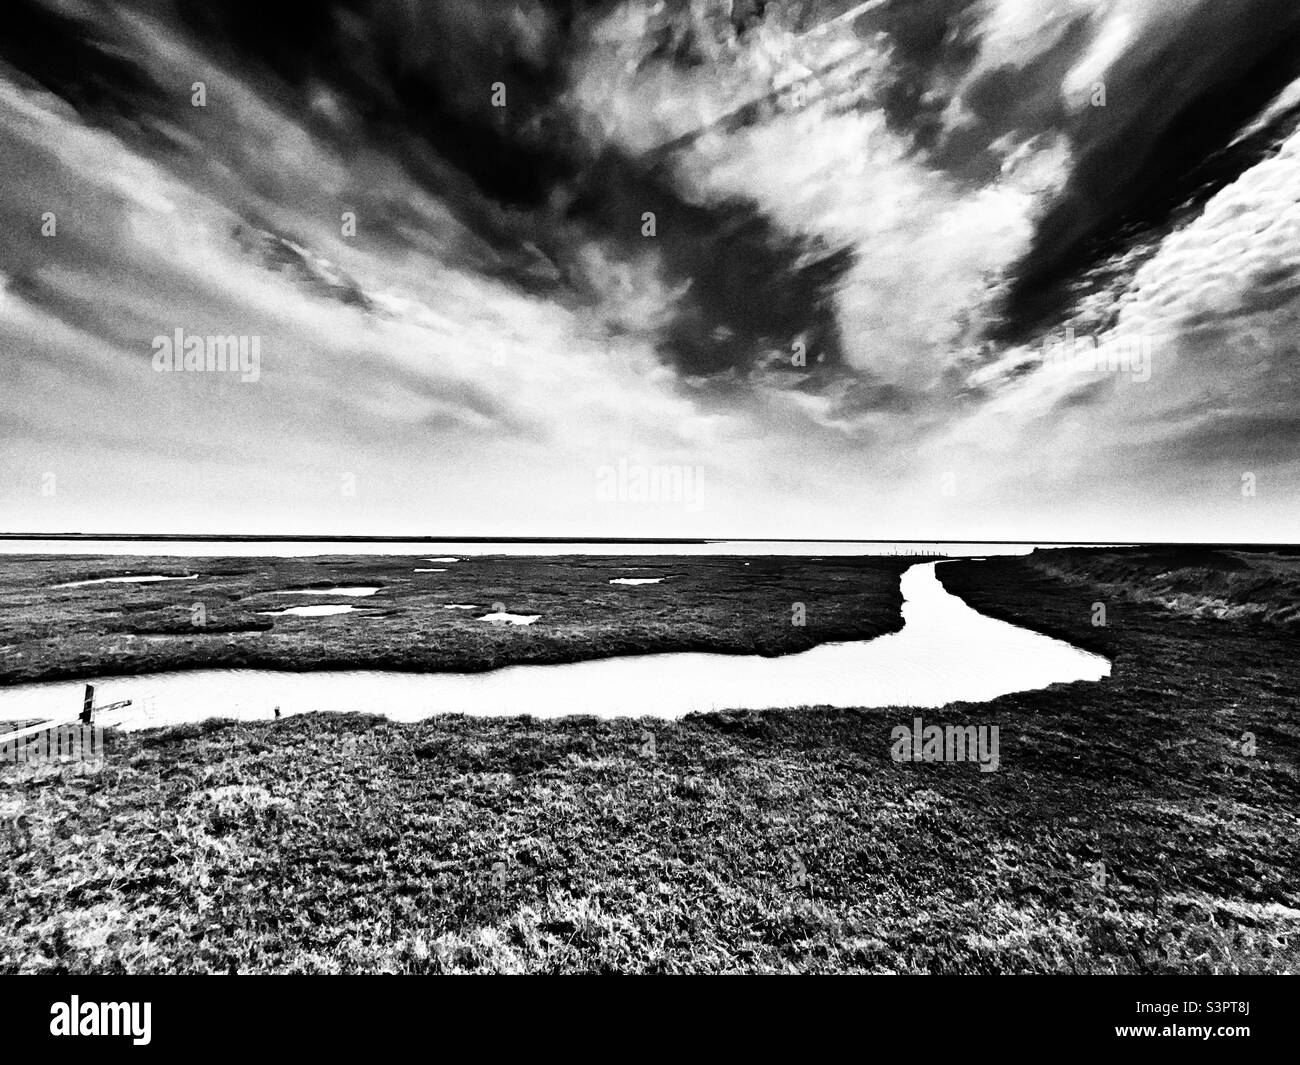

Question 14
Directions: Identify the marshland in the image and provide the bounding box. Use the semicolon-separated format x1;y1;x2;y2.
1;546;1297;973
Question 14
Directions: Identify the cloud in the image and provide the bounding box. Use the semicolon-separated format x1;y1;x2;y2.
0;0;1298;540
990;0;1300;332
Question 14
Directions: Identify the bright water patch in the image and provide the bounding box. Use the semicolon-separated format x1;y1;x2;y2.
273;587;379;597
53;575;198;589
478;612;541;625
258;604;359;617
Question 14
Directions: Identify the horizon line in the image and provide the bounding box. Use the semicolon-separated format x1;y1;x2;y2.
1;533;1296;549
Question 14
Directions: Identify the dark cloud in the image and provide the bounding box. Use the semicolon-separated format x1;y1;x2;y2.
0;0;168;124
757;0;1300;353
850;0;985;154
564;151;852;375
998;0;1300;338
231;223;372;311
1151;412;1300;468
1047;376;1112;414
929;16;1092;185
0;0;855;381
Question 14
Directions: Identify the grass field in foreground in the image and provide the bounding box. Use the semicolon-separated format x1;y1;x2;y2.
1;548;1297;973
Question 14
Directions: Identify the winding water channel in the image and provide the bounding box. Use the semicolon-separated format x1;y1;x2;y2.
0;563;1110;729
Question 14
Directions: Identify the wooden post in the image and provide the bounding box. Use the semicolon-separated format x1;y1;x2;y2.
80;683;95;725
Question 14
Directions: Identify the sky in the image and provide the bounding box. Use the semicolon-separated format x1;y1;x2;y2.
1;0;1298;541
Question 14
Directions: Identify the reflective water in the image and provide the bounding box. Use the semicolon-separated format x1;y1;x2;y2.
52;574;198;588
3;540;1085;558
0;564;1110;729
257;604;360;617
273;587;380;597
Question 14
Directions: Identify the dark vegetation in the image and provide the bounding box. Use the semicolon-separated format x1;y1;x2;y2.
0;554;911;685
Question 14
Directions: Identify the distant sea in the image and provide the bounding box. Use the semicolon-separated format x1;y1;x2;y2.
0;539;1104;558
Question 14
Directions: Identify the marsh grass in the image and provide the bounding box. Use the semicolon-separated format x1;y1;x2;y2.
0;555;909;685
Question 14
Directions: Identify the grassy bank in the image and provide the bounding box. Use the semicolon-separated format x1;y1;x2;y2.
0;554;910;685
1016;545;1300;629
1;549;1297;973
